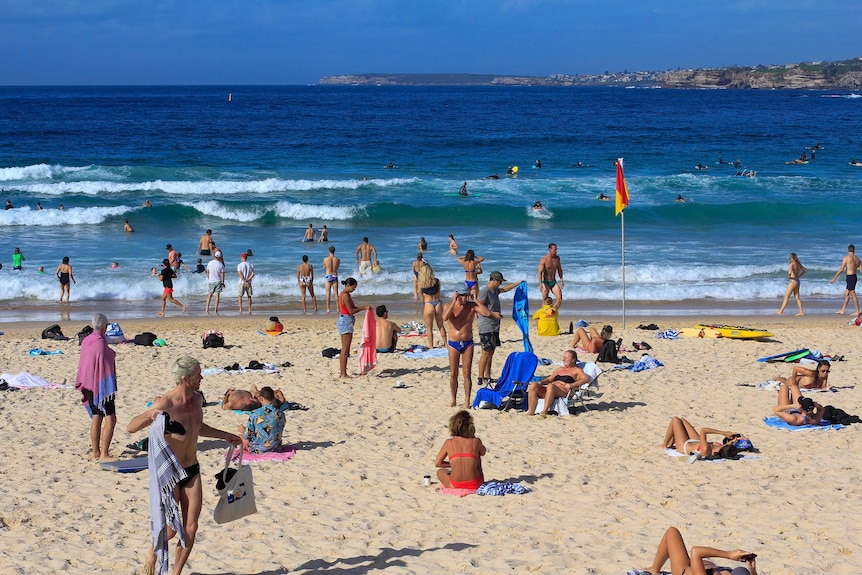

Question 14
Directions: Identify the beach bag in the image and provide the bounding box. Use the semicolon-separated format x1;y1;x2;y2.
104;322;125;344
133;332;158;347
264;316;283;333
597;339;620;364
321;347;340;358
41;324;68;341
213;446;257;524
202;330;225;349
76;325;94;345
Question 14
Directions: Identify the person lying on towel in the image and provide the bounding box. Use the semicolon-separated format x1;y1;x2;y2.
435;410;486;490
223;384;287;411
773;380;824;426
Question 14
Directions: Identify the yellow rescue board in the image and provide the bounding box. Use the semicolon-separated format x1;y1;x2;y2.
678;327;722;338
694;324;773;339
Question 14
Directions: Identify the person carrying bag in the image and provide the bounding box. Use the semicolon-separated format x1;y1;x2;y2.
214;445;257;524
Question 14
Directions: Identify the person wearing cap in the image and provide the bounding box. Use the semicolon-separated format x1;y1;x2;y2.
374;305;402;353
442;286;493;408
237;252;255;314
205;251;225;314
197;229;214;257
477;271;523;386
166;244;179;272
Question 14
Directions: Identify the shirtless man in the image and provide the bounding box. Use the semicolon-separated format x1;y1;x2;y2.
442;287;492;408
374;305;402;353
127;356;241;575
830;244;861;315
355;237;377;277
222;384;287;411
302;223;316;243
197;229;214;257
166;244;179;272
538;243;564;309
124;219;134;232
323;245;341;314
297;255;318;313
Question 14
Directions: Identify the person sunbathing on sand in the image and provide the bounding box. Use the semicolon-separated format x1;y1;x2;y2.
775;359;831;390
661;416;752;462
525;349;589;418
570;324;612;353
773;379;824;426
635;526;758;575
222;384;287;411
435;410;486;490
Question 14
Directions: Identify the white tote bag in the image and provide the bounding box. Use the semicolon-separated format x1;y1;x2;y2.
213;446;257;524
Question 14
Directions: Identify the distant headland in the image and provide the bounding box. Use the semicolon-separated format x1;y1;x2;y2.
320;57;862;89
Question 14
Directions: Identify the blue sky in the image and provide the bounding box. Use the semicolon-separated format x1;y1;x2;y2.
1;0;859;85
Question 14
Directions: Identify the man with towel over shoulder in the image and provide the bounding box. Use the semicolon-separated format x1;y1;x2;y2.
75;313;118;461
127;356;241;575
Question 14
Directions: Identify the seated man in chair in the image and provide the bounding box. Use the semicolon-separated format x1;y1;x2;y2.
526;350;590;418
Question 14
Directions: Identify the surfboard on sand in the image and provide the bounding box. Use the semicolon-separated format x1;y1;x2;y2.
757;349;809;363
694;324;774;339
785;350;814;362
679;327;722;338
100;457;148;473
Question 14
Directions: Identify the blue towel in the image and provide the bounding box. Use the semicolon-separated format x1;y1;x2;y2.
403;348;448;359
615;355;664;372
763;416;844;431
512;281;533;354
477;480;530;496
28;348;63;356
655;330;679;340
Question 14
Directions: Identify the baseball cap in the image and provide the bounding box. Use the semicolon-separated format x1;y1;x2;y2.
240;253;247;259
455;286;470;296
489;271;506;282
214;250;222;258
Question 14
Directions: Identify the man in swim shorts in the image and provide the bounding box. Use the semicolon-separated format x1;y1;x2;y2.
374;305;402;353
831;243;861;315
477;271;523;386
75;313;118;461
302;223;316;242
197;229;214;256
443;286;493;408
538;242;564;309
355;237;377;277
323;245;341;314
127;356;241;575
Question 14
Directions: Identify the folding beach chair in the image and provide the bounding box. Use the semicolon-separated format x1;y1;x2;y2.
530;361;603;416
472;351;538;410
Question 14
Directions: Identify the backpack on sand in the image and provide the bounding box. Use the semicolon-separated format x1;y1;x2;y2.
597;339;620;364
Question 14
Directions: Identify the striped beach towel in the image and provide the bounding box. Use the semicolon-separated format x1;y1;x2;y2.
148;414;188;575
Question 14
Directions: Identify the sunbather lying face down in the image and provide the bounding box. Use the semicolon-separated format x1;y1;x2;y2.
773;379;824;426
638;526;758;575
662;416;751;459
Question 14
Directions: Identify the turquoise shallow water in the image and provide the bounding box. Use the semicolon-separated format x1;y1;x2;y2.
0;86;860;321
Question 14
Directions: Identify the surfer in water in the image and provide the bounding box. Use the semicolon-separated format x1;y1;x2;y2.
596;193;610;201
484;173;499;180
675;195;686;203
533;201;544;210
459;182;468;197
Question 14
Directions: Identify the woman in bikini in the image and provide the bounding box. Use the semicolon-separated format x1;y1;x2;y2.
661;416;753;461
296;255;318;313
448;234;458;255
337;277;370;378
525;350;590;417
570;324;613;353
418;262;446;348
55;256;76;303
457;249;484;297
773;378;824;426
776;252;807;315
636;526;758;575
775;359;831;390
411;253;424;302
417;237;427;253
435;410;486;490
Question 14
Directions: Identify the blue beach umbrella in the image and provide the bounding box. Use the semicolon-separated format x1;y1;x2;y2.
512;281;533;354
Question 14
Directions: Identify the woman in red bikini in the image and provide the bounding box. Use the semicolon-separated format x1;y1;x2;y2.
434;410;486;490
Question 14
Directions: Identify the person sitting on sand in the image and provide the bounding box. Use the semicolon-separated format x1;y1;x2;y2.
635;526;758;575
238;386;287;453
435;410;486;490
374;305;401;353
775;359;831;390
570;324;613;353
532;296;560;336
773;379;824;426
661;416;753;462
525;350;590;418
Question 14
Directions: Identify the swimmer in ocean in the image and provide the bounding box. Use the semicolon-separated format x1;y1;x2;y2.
533;201;543;210
675;195;685;203
596;193;610;201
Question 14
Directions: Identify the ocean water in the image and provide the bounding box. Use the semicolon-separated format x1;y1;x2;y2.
0;85;860;321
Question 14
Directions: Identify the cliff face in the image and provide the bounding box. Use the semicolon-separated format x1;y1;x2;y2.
658;63;862;89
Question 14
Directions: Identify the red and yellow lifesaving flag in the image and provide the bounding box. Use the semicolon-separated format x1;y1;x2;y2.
614;158;629;216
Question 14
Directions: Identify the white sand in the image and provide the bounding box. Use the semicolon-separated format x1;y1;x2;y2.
0;313;860;574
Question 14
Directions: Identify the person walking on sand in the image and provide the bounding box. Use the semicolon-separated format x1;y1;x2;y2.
76;313;118;461
442;286;493;408
205;251;225;314
831;244;862;315
297;254;318;313
323;245;341;314
56;256;76;302
237;252;254;314
355;237;377;277
158;259;186;316
127;356;242;575
538;242;564;309
776;252;807;315
337;278;372;378
197;229;214;256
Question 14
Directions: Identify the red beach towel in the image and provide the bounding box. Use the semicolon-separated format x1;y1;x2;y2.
358;309;377;375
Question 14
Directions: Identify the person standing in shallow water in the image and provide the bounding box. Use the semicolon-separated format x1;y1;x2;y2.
297;254;318;313
831;243;861;315
56;256;76;302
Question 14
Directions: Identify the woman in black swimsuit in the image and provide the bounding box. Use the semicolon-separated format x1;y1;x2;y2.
525;350;590;417
55;256;76;303
636;526;757;575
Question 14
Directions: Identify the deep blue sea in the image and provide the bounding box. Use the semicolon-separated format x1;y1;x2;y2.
1;85;861;320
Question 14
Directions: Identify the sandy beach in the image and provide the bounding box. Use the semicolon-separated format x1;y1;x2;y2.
0;311;860;574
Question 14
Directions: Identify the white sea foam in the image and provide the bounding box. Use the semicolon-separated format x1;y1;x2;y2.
274;201;362;221
0;205;130;226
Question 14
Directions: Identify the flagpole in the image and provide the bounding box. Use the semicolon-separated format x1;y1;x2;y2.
621;211;626;330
